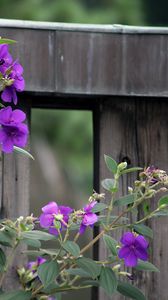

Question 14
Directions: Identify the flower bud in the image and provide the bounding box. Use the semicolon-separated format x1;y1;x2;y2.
118;162;127;171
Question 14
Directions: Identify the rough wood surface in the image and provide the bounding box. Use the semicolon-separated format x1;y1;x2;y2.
1;98;31;290
1;22;168;96
99;98;168;300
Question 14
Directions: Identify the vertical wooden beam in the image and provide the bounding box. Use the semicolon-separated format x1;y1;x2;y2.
0;97;31;290
99;98;168;300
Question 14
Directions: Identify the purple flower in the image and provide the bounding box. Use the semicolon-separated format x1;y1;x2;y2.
0;44;12;69
1;61;25;105
27;257;46;273
40;201;73;235
118;232;148;267
79;201;98;234
0;106;29;153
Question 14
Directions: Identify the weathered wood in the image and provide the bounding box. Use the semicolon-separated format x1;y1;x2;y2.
99;98;168;300
1;98;31;290
1;20;168;96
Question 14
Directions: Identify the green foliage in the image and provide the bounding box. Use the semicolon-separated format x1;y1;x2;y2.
37;260;59;287
117;281;146;299
101;178;118;192
76;257;101;279
21;230;56;241
133;224;153;238
158;195;168;208
62;241;80;257
99;267;117;295
91;203;107;213
13;146;34;160
114;194;135;207
103;234;118;256
104;155;117;174
0;291;32;300
135;260;159;272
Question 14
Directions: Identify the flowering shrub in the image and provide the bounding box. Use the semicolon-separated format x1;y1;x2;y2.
0;39;168;300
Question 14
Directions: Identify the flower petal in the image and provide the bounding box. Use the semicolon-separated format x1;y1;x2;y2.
135;247;148;261
84;201;97;213
0;106;12;124
49;227;59;236
124;250;138;267
135;235;149;249
39;213;54;228
120;232;135;245
118;245;130;259
79;223;86;235
12;109;26;123
82;212;98;226
42;202;58;214
1;87;13;102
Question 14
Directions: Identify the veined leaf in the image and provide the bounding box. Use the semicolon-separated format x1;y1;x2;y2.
104;155;117;174
101;178;118;192
103;234;118;256
135;260;159;272
62;241;80;257
117;281;146;300
37;260;59;288
77;257;101;279
66;268;90;277
158;195;168;208
114;194;135;207
0;38;16;44
133;224;153;238
99;267;117;295
92;203;107;213
13;146;34;160
21;230;56;241
0;291;32;300
22;238;41;248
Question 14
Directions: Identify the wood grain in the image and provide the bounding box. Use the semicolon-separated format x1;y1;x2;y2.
98;98;168;300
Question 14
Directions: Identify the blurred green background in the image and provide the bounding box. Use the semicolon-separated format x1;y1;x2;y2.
0;1;167;299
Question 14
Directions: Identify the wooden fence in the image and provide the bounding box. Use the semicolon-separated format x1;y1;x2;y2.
1;19;168;299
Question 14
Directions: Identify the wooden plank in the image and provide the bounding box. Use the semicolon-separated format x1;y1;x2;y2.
99;98;168;300
1;98;31;290
0;27;55;93
1;23;168;97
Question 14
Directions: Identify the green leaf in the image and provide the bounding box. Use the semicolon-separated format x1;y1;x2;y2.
77;257;101;279
135;260;159;272
120;167;143;175
0;231;14;247
62;241;80;257
0;249;6;271
103;234;118;256
158;195;168;208
22;238;41;248
82;280;99;287
117;281;146;300
104;155;118;174
0;38;16;44
99;267;117;295
13;146;34;160
92;203;107;213
0;291;32;300
133;224;153;238
101;179;118;192
66;268;90;277
114;194;135;207
22;250;45;256
37;260;59;287
21;230;56;241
